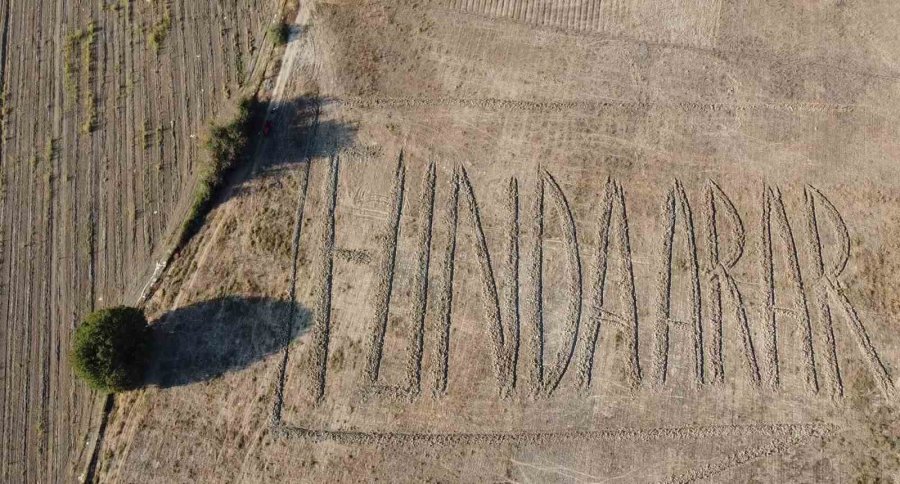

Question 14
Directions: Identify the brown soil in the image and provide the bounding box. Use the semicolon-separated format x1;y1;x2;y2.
0;1;284;482
24;0;900;482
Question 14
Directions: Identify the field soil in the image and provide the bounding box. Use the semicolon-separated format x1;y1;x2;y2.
89;0;900;482
0;1;284;482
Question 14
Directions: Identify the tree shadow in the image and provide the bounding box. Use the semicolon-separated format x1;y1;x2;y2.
258;95;358;167
224;94;358;200
146;296;309;388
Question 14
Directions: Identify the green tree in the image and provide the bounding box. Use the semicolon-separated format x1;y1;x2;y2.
71;306;151;393
269;21;289;46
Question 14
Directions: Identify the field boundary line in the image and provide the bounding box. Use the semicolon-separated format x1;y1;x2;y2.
338;96;859;114
271;419;832;481
272;421;832;445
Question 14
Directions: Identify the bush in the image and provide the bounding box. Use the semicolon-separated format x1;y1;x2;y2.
269;22;289;46
177;95;258;248
72;306;151;393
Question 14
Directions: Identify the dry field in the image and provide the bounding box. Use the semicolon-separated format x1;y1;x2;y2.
0;0;285;482
42;0;900;482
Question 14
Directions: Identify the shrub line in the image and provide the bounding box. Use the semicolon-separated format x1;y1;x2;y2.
174;95;261;251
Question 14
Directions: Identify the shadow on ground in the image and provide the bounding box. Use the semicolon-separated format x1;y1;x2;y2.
146;296;309;388
261;95;358;164
227;94;358;200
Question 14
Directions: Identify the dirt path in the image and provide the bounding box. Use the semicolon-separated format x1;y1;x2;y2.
170;5;311;312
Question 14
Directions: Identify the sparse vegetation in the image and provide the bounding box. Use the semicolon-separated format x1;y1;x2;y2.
147;2;172;53
141;120;151;150
66;22;99;132
0;89;10;136
81;28;98;132
103;0;130;14
156;124;166;149
83;23;99;133
234;51;245;87
71;306;151;393
269;21;290;46
44;138;57;163
176;95;258;248
0;106;9;144
63;31;81;104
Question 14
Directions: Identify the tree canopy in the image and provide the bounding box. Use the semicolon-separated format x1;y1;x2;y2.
71;306;151;393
